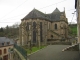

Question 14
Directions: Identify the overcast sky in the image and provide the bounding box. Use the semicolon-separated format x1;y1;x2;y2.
0;0;76;28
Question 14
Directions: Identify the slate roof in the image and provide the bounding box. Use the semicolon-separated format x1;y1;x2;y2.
22;8;64;21
0;37;14;46
52;8;60;13
22;9;50;20
46;12;64;21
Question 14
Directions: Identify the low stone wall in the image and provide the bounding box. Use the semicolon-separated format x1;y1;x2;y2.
13;50;21;60
47;42;71;45
13;48;27;60
62;44;79;51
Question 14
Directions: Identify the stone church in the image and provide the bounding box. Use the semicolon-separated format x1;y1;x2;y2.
19;8;68;46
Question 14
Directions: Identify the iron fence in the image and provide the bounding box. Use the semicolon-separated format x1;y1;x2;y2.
14;44;27;59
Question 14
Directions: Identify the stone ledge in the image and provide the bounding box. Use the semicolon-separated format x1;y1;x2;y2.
62;44;79;52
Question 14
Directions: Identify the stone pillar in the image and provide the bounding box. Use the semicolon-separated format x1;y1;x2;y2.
19;25;22;46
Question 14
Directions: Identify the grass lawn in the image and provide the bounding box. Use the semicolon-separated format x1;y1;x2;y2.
70;26;77;36
24;46;46;54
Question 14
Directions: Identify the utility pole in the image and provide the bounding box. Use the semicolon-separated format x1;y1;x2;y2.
77;6;80;43
75;0;80;50
75;0;80;43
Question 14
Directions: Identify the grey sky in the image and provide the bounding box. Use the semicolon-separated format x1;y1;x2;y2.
0;0;76;27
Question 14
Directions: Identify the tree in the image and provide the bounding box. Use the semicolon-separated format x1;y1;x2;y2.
0;23;19;38
0;27;4;32
0;27;4;37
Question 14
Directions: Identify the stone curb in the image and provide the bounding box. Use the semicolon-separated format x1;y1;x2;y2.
62;44;78;52
28;45;48;56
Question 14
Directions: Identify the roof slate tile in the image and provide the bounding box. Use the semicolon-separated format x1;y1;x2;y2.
22;8;64;21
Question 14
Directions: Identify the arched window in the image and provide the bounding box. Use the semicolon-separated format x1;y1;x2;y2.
40;22;43;42
0;50;2;55
48;23;50;29
54;24;57;29
4;49;7;54
33;22;36;43
26;22;29;31
33;22;36;30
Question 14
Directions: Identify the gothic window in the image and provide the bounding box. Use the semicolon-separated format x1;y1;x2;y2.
40;22;43;42
48;23;50;29
33;22;36;43
33;22;36;30
26;22;29;31
54;24;57;29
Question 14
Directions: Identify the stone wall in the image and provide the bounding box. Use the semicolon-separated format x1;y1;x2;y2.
19;18;68;46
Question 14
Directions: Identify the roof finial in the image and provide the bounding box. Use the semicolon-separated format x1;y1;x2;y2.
64;7;65;12
34;7;35;9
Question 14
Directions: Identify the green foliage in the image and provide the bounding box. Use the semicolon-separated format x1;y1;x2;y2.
69;24;77;36
0;27;4;32
0;24;19;38
0;32;5;37
23;46;46;54
0;27;4;37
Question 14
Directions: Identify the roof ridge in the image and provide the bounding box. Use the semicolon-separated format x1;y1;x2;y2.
22;8;64;21
22;8;49;20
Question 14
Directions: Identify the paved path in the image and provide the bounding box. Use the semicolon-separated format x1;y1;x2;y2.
28;45;80;60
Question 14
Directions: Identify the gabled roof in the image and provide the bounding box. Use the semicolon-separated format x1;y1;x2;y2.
22;9;50;20
52;8;60;13
22;8;65;22
50;12;64;21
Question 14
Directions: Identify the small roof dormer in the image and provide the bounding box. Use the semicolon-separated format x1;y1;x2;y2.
0;37;14;47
